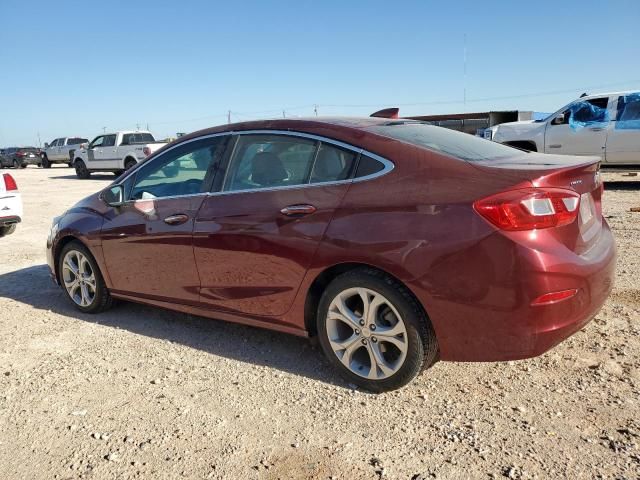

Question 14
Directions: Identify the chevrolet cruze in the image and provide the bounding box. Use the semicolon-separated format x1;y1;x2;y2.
46;118;616;392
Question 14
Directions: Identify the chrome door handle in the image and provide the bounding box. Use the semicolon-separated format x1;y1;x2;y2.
548;144;562;148
589;127;604;132
280;204;317;216
164;214;189;225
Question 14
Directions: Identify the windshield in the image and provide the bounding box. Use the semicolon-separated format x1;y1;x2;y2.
368;123;520;162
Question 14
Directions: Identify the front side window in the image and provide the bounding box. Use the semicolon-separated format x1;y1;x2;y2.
368;123;519;162
51;139;59;147
223;134;318;191
103;134;117;147
130;136;228;200
89;136;104;148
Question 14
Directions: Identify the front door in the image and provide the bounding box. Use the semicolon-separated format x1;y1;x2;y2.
100;135;230;303
194;133;358;317
544;97;610;159
86;135;104;166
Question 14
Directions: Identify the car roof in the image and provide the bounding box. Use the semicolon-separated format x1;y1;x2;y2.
582;90;639;100
177;116;419;143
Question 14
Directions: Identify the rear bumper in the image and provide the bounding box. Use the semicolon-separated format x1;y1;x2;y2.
21;157;40;165
0;215;21;226
425;221;616;362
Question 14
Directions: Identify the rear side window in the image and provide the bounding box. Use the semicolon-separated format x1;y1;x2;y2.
616;93;640;129
122;133;155;145
368;123;518;162
224;134;318;191
355;154;385;177
67;137;87;145
310;143;357;183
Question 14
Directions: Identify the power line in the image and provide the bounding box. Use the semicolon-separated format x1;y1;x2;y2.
138;79;640;130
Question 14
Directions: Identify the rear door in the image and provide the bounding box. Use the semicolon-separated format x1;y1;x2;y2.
193;132;358;316
605;93;640;164
544;97;609;158
100;134;230;303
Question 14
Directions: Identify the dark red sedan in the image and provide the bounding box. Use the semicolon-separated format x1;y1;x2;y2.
46;118;615;392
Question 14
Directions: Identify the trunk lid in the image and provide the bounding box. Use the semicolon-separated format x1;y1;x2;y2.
470;153;603;255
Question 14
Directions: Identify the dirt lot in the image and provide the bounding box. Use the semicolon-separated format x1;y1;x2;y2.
0;167;638;480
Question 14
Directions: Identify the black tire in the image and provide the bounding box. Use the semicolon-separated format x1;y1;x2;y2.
0;224;16;237
317;268;438;393
124;158;137;171
58;241;113;313
41;156;51;168
74;159;91;179
67;162;73;168
20;163;27;168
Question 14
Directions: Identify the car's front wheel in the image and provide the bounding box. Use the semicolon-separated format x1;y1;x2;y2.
317;268;438;392
58;241;113;313
41;156;51;168
74;160;91;179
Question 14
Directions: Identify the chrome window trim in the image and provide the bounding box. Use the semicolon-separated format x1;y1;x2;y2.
112;129;394;202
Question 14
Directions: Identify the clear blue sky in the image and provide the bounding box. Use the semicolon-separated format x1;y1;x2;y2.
1;0;639;146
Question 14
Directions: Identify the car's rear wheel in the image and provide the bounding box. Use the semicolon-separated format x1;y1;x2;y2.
124;158;137;171
74;160;91;179
58;241;112;313
0;224;16;237
317;268;438;392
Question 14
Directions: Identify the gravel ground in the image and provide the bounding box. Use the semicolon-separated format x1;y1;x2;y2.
0;167;638;480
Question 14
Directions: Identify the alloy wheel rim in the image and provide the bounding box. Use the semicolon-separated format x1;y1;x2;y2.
326;287;408;380
62;250;96;307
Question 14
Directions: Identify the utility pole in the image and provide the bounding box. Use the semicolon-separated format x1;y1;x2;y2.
282;110;286;118
227;110;231;124
314;104;318;116
463;33;467;111
37;132;42;148
102;126;107;134
136;123;140;131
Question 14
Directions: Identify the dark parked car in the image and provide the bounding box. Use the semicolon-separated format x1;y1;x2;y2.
46;118;616;392
1;147;41;168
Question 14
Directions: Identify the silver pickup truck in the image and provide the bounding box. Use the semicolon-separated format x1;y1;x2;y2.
41;137;89;168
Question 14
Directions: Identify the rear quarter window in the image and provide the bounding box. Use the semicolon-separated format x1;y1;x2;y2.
368;123;520;162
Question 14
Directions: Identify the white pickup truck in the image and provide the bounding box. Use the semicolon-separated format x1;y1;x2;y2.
41;137;89;168
72;131;167;178
486;91;640;168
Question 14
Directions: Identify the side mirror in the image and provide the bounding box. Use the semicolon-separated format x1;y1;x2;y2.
103;185;124;207
552;113;566;125
44;142;49;149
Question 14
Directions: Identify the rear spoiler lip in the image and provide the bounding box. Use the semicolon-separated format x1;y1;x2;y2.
467;153;601;171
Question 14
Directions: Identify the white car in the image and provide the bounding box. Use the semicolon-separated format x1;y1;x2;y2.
41;137;89;168
72;131;167;178
0;172;22;237
487;91;640;167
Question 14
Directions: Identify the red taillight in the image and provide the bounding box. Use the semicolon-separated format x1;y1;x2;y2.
16;151;24;157
143;147;151;157
3;173;18;191
473;188;580;231
531;289;578;306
